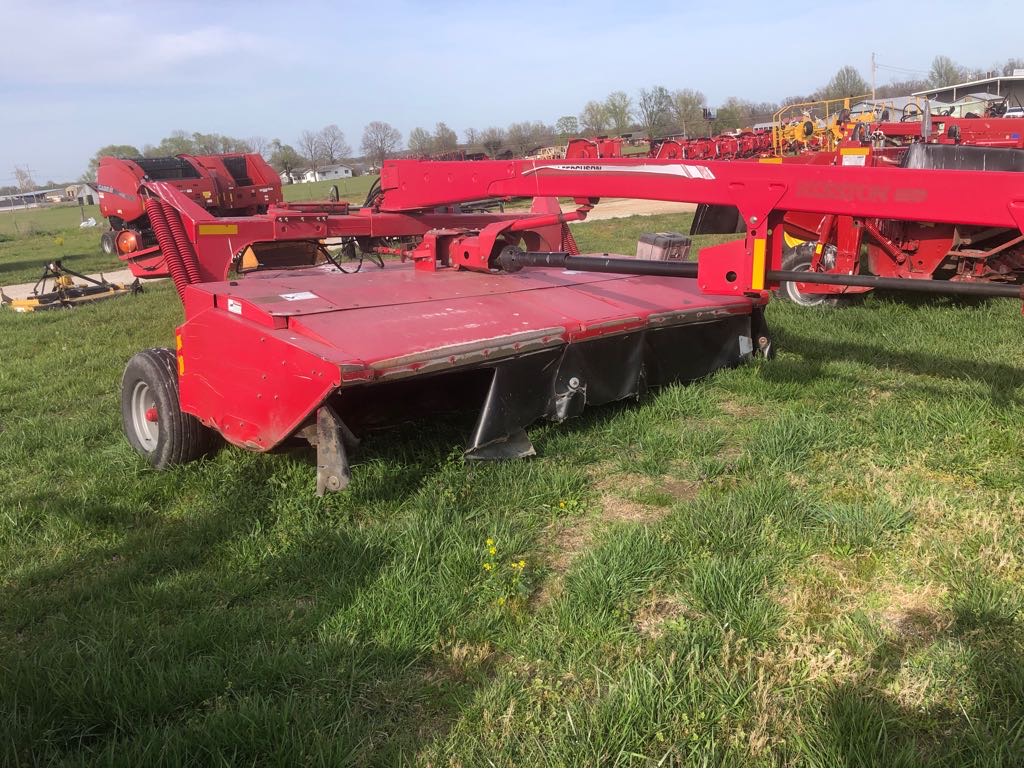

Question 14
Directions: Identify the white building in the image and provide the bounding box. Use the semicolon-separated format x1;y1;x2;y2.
915;71;1024;103
317;164;353;180
950;92;1006;118
281;165;354;184
66;183;99;205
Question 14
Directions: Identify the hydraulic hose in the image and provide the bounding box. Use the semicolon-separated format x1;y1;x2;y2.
162;201;202;285
144;198;189;300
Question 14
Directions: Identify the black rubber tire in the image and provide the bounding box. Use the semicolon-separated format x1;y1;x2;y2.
777;243;843;308
121;348;217;469
100;230;116;255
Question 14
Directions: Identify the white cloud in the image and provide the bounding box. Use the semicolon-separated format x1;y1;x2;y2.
0;3;277;85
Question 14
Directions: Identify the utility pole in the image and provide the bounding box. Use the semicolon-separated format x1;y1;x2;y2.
871;52;877;101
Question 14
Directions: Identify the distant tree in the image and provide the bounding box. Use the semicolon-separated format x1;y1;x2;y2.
84;143;142;179
361;121;402;169
140;130;248;157
780;93;812;107
929;55;965;88
433;122;459;153
555;115;578;137
579;100;610;134
506;122;535;156
747;101;780;123
297;129;324;176
13;166;36;192
434;121;458;153
713;97;755;132
247;136;271;158
318;125;351;163
408;127;434;157
604;91;633;133
480;126;506;158
816;65;869;100
146;130;196;156
1002;57;1024;76
269;140;304;177
874;78;929;99
506;121;554;156
530;121;556;147
671;88;706;136
637;85;674;137
463;127;480;146
194;133;245;154
193;133;219;153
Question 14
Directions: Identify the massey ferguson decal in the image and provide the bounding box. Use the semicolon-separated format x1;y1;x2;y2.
525;163;716;180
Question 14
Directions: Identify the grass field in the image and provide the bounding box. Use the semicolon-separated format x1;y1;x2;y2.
281;175;377;204
2;213;1024;764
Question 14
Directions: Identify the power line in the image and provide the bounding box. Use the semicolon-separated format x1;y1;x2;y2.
876;62;930;76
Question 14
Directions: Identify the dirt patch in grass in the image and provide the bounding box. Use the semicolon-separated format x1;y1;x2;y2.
599;492;665;525
875;582;949;646
777;553;869;630
593;467;683;523
534;469;688;606
719;399;766;420
661;477;700;501
548;519;592;575
633;594;697;639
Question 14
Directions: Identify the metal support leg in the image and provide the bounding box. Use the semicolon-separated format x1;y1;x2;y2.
751;306;774;359
315;405;355;495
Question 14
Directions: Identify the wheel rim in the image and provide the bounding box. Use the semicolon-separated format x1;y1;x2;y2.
130;381;159;451
786;277;828;307
783;257;831;307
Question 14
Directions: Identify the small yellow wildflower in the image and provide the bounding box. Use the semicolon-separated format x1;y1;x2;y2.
486;537;494;547
518;559;526;569
559;500;566;509
497;596;506;606
488;546;497;555
483;562;493;571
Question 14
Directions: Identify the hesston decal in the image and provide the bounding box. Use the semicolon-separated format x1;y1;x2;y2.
796;180;928;205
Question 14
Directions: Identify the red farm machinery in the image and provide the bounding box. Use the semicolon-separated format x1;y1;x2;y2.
690;113;1024;305
96;152;282;278
117;152;1024;493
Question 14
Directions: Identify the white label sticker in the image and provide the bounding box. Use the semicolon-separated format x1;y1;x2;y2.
738;335;753;356
280;291;317;301
227;298;242;315
841;154;867;166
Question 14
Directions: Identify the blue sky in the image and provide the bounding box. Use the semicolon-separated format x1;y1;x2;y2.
2;0;1020;182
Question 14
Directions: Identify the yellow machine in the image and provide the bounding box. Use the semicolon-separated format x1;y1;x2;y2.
771;95;915;155
1;261;139;312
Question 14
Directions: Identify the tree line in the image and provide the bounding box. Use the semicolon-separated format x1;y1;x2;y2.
81;54;1024;182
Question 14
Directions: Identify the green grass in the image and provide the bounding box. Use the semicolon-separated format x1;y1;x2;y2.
2;213;1024;764
0;223;116;289
281;175;377;204
0;203;103;237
